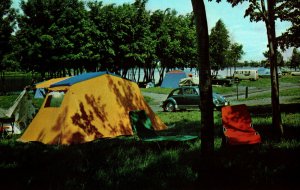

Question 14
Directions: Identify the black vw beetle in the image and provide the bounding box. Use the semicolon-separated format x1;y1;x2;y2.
161;86;229;112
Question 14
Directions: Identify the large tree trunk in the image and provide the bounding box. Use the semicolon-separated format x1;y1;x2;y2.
191;0;214;154
266;0;284;137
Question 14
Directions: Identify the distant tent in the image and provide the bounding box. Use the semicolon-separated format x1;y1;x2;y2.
179;77;199;86
34;88;46;99
19;72;167;145
34;77;70;98
161;70;188;88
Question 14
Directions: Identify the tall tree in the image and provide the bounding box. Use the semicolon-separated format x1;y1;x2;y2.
15;0;92;77
209;19;244;76
88;1;153;77
150;9;186;83
227;42;244;75
209;19;230;74
0;0;16;94
0;0;16;72
290;48;300;70
191;0;214;154
213;0;284;137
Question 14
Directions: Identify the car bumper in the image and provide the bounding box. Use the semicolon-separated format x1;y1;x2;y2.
215;101;230;107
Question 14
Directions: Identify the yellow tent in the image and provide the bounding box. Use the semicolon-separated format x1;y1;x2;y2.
19;72;167;145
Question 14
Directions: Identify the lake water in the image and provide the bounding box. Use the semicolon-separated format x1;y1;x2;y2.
125;67;260;83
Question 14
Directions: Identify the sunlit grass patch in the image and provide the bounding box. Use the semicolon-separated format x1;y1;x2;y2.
141;87;173;94
280;88;300;96
282;113;300;127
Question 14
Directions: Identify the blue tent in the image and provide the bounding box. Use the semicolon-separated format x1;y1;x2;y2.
34;88;46;98
161;70;187;88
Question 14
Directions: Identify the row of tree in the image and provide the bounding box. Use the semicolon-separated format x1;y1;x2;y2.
1;0;300;152
1;0;244;83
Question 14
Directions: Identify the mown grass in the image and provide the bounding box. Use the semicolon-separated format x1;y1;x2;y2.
141;87;173;94
233;87;300;101
143;96;154;104
1;107;300;189
0;75;299;189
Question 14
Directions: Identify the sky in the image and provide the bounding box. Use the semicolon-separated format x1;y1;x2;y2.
12;0;293;62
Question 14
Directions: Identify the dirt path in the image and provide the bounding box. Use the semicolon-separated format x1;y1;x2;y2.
225;83;300;106
142;82;300;112
142;92;167;112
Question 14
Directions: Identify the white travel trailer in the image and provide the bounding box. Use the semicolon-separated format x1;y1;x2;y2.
233;69;259;81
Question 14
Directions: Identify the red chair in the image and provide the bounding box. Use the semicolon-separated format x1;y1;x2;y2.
222;104;261;145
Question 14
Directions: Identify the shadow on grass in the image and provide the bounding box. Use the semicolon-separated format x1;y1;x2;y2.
1;138;300;190
0;103;299;190
248;103;300;115
0;139;198;190
247;103;300;141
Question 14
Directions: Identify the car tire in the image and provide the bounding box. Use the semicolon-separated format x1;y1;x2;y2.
164;102;176;112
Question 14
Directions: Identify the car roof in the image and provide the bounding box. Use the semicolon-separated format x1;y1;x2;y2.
171;86;199;92
177;86;198;89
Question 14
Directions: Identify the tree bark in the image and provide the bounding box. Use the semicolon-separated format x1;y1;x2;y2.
191;0;214;154
266;0;284;137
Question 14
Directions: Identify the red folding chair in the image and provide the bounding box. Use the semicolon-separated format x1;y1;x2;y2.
222;104;261;145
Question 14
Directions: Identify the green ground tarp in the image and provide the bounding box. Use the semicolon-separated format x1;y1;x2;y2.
129;110;198;141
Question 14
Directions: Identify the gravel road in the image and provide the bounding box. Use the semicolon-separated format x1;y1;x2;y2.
142;92;167;112
142;82;300;112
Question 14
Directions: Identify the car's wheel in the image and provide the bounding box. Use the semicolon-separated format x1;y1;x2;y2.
164;102;175;112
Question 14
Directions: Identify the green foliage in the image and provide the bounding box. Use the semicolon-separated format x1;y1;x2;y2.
0;0;16;71
213;0;299;49
290;48;300;69
209;19;230;72
14;0;95;76
3;0;199;82
276;1;300;49
209;19;244;74
241;60;262;67
227;42;244;66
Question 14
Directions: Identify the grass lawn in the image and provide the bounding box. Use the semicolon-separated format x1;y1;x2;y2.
0;75;300;189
